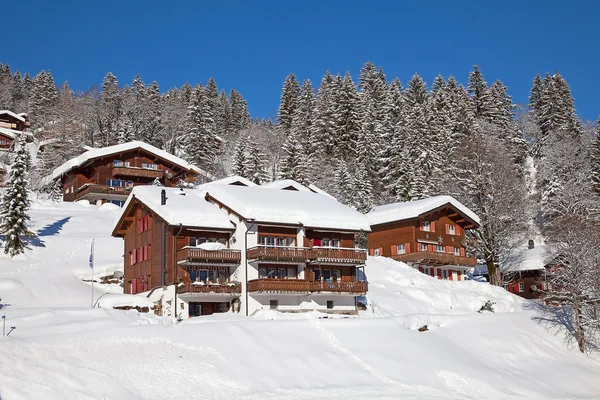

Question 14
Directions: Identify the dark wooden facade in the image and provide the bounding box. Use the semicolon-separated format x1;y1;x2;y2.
113;198;238;299
0;112;28;132
61;147;200;204
368;205;478;280
0;131;13;149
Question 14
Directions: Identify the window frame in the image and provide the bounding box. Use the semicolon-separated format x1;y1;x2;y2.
397;244;406;255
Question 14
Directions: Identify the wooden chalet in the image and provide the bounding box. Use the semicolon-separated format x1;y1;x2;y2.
0;110;28;132
204;179;371;315
112;186;240;317
367;196;480;281
501;241;548;299
43;141;212;206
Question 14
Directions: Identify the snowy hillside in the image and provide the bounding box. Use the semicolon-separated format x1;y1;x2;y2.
1;200;600;399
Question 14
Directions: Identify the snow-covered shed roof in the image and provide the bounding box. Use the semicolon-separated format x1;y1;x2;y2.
205;184;371;232
261;179;311;192
115;186;234;234
367;195;481;227
206;175;257;187
41;141;212;186
0;110;26;122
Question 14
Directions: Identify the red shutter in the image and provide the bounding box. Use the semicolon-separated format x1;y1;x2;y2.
391;245;397;256
369;249;374;256
460;248;465;257
137;248;142;262
405;243;410;253
419;220;424;231
448;270;453;280
418;266;424;273
431;222;435;233
145;216;149;231
456;226;461;236
437;269;442;279
379;247;383;256
428;244;434;252
446;246;452;253
314;238;322;246
445;224;449;234
132;250;136;264
143;245;148;261
430;268;435;277
131;278;137;294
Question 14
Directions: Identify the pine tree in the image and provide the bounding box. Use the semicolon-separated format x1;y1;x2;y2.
245;140;269;184
100;72;122;145
29;70;58;132
488;80;514;129
232;134;250;177
0;139;35;257
334;72;361;159
185;87;216;171
467;65;493;119
279;132;306;183
529;74;543;112
277;73;300;134
312;71;337;156
229;89;250;133
591;119;600;196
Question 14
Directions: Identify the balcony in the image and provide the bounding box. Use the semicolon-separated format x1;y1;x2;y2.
392;251;477;267
74;184;132;201
177;281;242;295
247;246;312;263
247;279;368;294
112;166;163;179
310;247;367;265
177;247;241;266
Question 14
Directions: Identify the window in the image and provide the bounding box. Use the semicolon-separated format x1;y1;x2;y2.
106;179;127;187
332;269;341;281
518;282;524;293
267;267;277;278
422;221;431;232
259;267;267;278
142;163;158;170
315;269;322;282
113;160;123;167
287;268;296;279
276;237;286;246
259;236;266;245
323;269;332;282
189;270;198;281
436;245;444;253
276;268;287;279
374;248;380;256
331;239;340;247
423;267;430;275
448;225;456;235
270;300;279;309
397;244;406;254
189;237;209;246
327;300;334;309
442;269;448;279
199;270;208;282
321;238;340;247
420;243;427;252
454;247;460;256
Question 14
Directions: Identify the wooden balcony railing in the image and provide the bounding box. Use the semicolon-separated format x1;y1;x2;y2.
392;251;477;267
177;248;241;265
74;184;132;200
247;278;312;293
310;281;368;294
310;247;367;264
247;246;312;262
112;166;163;179
247;278;368;294
177;282;242;294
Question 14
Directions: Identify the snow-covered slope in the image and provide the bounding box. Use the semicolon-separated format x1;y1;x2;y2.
1;200;599;399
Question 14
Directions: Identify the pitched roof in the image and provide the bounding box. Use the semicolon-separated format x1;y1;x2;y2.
205;183;371;232
41;141;213;186
206;175;257;187
0;127;16;140
367;195;481;227
261;179;311;192
115;186;234;234
0;110;26;122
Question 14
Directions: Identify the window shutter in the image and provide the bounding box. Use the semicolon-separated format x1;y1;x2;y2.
428;244;434;252
430;222;435;233
132;279;137;294
448;270;453;280
445;224;449;234
437;269;442;279
369;249;374;256
143;245;148;261
132;250;136;264
378;247;383;256
460;248;465;257
446;246;452;253
456;225;461;236
391;245;397;256
405;243;410;253
419;220;424;231
430;268;435;277
418;266;424;273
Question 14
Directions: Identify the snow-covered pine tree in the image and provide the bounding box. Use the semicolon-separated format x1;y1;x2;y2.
244;139;270;184
229;89;251;134
143;81;162;146
467;65;493;120
488;80;514;130
49;178;63;202
0;63;12;108
29;70;58;133
277;73;300;135
0;139;35;257
334;72;361;159
100;72;122;146
231;134;250;177
279;132;306;183
312;71;338;156
116;86;135;144
528;74;543;112
185;86;217;171
592;119;600;196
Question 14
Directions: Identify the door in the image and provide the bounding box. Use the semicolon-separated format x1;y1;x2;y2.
189;302;202;317
201;302;215;315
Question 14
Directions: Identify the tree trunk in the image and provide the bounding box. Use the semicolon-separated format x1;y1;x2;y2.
487;258;501;286
574;297;585;353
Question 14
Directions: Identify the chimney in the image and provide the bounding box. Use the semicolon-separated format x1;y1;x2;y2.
161;189;166;205
528;239;535;250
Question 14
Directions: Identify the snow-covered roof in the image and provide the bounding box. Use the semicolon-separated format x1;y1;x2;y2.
205;184;371;232
118;186;234;231
307;184;337;201
0;127;17;140
367;195;481;227
41;141;213;186
508;244;547;272
0;110;26;122
206;175;257;187
261;179;311;192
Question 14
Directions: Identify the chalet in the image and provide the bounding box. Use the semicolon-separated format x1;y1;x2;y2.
367;196;480;281
112;177;371;318
501;241;548;299
0;110;29;132
41;141;213;206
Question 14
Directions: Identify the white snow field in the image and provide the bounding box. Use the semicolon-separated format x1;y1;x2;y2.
1;199;599;399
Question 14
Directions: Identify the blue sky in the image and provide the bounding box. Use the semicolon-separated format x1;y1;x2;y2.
5;0;600;121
